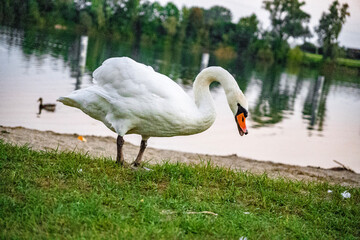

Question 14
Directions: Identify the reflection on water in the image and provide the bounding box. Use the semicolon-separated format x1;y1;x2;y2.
303;76;325;130
0;26;360;172
200;53;210;71
251;65;293;127
71;36;88;90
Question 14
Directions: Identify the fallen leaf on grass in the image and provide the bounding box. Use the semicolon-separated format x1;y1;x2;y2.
77;136;87;142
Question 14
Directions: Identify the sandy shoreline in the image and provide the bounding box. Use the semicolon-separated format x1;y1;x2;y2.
1;125;359;187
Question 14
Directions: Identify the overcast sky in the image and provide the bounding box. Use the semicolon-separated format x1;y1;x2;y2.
151;0;360;49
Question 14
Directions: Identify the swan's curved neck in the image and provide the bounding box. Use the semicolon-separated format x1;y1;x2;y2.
193;67;243;114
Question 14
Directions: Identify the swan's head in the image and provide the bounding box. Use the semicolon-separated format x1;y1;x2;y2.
234;103;248;136
228;90;249;136
215;69;248;136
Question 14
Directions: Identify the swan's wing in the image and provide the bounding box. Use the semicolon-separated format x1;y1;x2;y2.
92;57;188;101
58;86;133;135
59;57;199;137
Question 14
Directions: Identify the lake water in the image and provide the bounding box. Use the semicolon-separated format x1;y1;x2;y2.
1;26;360;172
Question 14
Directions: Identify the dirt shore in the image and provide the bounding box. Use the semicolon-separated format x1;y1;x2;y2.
1;125;359;187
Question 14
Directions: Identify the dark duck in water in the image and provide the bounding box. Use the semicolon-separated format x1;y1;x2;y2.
38;98;56;114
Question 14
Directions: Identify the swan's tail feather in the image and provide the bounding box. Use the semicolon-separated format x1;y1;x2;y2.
57;96;81;109
58;87;117;132
57;86;100;109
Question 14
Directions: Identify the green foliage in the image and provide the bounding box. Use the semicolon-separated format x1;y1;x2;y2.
1;141;359;239
162;16;177;36
315;0;350;59
263;0;311;62
136;1;163;42
337;58;360;68
28;0;44;26
249;37;275;63
0;0;257;55
300;41;318;54
204;5;232;25
0;0;29;26
234;14;259;55
51;0;77;25
301;51;360;68
161;2;180;37
287;46;304;64
90;0;106;30
0;0;355;64
214;46;237;60
79;11;93;30
263;0;311;41
302;52;323;67
256;47;274;63
204;6;234;49
209;22;235;48
186;7;206;45
271;37;290;62
163;2;180;20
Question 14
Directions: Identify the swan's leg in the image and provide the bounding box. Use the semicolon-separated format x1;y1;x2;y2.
116;135;126;166
132;139;147;167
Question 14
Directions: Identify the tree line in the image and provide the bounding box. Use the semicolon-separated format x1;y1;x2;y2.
0;0;351;63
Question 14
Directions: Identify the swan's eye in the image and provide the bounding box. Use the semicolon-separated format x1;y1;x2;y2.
236;103;248;117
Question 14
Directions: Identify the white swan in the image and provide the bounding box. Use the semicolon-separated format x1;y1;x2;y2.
58;57;248;166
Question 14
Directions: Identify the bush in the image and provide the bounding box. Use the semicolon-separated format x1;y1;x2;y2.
287;46;304;64
256;47;274;63
214;46;237;60
271;38;289;62
79;11;93;31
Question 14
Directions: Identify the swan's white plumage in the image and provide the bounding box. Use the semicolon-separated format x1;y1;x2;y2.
58;57;247;139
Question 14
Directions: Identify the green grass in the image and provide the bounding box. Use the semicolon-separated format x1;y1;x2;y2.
302;52;360;68
303;52;323;61
337;57;360;68
302;52;323;66
1;141;359;239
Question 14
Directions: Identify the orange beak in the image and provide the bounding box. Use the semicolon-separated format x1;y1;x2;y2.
236;113;248;136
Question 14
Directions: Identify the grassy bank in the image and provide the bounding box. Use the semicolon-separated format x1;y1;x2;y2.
1;141;359;239
302;52;323;66
302;52;360;68
336;57;360;68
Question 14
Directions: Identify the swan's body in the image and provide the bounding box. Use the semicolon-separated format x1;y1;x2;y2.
58;57;248;166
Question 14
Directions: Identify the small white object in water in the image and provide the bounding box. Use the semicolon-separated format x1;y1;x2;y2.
341;191;351;199
327;190;333;193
